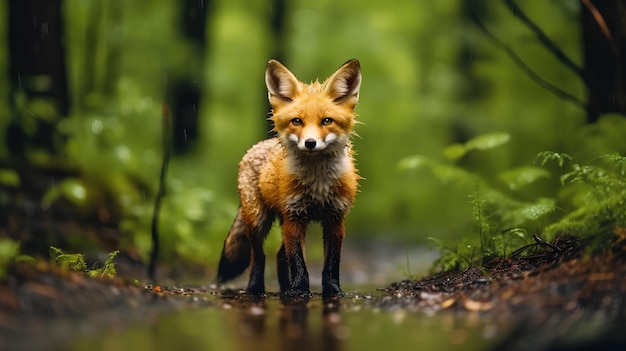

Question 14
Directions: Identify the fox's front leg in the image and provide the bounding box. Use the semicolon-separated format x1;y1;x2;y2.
281;219;310;297
321;219;345;298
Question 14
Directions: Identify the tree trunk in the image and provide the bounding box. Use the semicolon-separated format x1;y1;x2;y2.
581;0;626;123
169;0;210;153
7;0;68;155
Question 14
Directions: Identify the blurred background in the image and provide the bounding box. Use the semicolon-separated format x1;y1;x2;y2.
1;0;624;281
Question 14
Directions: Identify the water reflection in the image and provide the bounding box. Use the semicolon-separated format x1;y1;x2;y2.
234;296;344;351
66;291;494;351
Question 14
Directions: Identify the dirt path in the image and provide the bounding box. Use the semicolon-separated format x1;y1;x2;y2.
2;235;626;350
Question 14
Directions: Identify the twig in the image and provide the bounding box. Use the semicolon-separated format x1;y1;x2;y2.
581;0;613;40
148;103;172;281
471;14;587;110
504;0;584;79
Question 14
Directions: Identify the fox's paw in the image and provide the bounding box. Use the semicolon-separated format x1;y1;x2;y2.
246;283;266;297
282;288;312;299
322;286;345;299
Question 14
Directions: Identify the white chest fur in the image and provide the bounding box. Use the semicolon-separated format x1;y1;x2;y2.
283;146;353;216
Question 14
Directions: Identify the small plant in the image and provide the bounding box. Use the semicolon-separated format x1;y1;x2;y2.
49;246;119;279
0;239;35;280
410;148;626;272
537;152;626;253
88;250;120;278
401;133;554;271
50;246;88;271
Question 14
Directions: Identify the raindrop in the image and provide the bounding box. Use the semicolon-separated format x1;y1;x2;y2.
183;128;188;141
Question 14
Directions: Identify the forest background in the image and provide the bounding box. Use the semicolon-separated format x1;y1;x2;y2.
1;0;624;277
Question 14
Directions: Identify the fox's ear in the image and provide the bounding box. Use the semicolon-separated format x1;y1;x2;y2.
265;60;300;104
325;59;361;106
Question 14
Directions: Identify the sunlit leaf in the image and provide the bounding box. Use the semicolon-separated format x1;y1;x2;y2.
498;166;551;190
62;179;88;206
465;132;510;151
514;198;556;221
397;155;432;170
443;144;466;161
42;178;89;208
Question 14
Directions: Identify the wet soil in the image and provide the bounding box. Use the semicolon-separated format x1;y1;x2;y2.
379;234;626;350
1;234;626;350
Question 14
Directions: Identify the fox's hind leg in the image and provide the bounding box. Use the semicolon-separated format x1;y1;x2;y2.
245;215;275;296
276;243;290;292
216;208;251;283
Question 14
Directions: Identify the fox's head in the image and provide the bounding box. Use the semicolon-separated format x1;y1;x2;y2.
265;59;361;154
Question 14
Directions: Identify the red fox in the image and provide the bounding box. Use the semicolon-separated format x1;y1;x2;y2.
216;59;362;298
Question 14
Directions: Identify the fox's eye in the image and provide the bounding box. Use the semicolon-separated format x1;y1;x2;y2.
321;117;333;125
291;118;302;126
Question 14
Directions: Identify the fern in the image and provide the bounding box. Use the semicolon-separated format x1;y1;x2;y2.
535;151;573;168
540;152;626;247
49;246;119;278
403;140;626;272
88;250;120;279
50;246;88;272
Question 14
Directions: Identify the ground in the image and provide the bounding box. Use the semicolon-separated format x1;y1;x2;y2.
1;234;626;350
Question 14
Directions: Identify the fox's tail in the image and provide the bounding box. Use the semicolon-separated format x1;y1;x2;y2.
216;208;251;282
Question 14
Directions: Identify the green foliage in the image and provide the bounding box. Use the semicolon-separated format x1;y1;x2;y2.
402;136;556;271
444;132;511;161
0;239;35;280
0;0;612;270
50;246;88;271
49;246;119;279
408;146;626;272
538;152;626;251
88;250;120;279
42;178;89;208
0;169;20;187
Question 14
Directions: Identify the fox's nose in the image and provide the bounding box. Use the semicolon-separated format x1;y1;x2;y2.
304;139;317;150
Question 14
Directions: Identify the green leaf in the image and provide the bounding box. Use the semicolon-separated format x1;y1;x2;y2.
515;198;556;221
465;132;510;151
397;155;432;170
443;143;466;161
0;169;20;187
42;178;89;208
498;166;551;190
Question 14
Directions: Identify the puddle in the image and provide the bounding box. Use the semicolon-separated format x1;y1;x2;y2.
66;289;499;351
